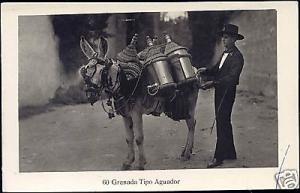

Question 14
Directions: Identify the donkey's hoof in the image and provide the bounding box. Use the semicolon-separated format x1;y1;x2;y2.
180;154;191;161
121;163;131;170
181;148;186;157
137;160;147;170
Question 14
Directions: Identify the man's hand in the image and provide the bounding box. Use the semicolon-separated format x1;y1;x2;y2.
196;67;208;83
197;67;207;75
200;80;214;90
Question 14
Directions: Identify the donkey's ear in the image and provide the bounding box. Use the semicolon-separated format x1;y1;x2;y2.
80;36;97;59
98;36;108;58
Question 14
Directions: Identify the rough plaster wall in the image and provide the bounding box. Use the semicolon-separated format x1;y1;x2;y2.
18;15;127;108
19;16;62;107
234;10;277;97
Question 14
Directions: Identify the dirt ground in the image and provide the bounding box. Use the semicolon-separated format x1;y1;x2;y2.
19;88;278;172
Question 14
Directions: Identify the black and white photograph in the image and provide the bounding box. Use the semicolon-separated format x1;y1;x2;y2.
1;2;299;191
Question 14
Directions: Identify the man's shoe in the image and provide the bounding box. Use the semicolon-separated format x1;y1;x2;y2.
207;158;223;168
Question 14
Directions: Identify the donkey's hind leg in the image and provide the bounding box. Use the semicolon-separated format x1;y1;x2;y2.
121;116;135;170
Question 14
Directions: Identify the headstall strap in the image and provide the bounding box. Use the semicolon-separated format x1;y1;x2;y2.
104;65;124;119
81;61;102;106
106;97;115;119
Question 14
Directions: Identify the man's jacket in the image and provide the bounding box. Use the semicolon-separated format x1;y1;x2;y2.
204;45;244;87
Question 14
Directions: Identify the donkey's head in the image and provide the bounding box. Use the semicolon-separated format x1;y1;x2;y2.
79;35;121;104
79;34;141;105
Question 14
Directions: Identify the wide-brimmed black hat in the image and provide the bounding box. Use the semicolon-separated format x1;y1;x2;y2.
218;24;244;40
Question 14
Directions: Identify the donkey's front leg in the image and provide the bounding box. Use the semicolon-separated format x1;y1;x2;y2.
132;111;147;170
181;118;196;161
121;116;135;170
181;92;198;161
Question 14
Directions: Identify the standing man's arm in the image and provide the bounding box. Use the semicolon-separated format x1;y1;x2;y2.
214;54;244;86
198;62;219;76
197;53;222;76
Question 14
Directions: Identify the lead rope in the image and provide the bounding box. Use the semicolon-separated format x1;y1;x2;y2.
101;98;115;119
210;87;228;135
147;83;159;96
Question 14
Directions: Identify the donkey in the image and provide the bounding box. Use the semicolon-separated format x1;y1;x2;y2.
79;34;199;170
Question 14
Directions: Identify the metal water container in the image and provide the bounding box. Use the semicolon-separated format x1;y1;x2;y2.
143;36;176;96
164;34;197;87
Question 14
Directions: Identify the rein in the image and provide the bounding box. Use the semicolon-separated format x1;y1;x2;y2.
103;65;121;97
81;63;104;105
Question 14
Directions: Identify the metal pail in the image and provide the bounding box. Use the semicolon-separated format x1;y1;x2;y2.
144;52;176;96
167;48;197;86
164;35;197;87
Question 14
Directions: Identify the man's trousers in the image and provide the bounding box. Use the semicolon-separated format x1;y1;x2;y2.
213;85;237;161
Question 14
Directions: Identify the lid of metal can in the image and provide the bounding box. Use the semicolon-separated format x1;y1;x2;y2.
143;36;167;66
116;34;140;63
164;33;188;56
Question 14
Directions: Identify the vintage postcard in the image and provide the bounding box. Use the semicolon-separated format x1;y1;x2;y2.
1;2;299;191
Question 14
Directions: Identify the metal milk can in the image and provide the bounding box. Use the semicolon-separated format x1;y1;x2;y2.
143;36;176;96
164;34;197;87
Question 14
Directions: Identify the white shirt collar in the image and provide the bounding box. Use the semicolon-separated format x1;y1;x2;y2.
219;53;229;69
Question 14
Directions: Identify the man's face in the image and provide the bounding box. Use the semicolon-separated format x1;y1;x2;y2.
222;34;236;49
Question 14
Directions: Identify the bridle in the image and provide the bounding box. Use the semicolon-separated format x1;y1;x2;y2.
100;63;122;98
79;32;142;118
80;58;122;105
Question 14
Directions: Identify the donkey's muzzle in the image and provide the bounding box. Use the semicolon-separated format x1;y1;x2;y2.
85;87;99;105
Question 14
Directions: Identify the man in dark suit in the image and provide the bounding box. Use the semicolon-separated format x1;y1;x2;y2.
199;24;245;168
